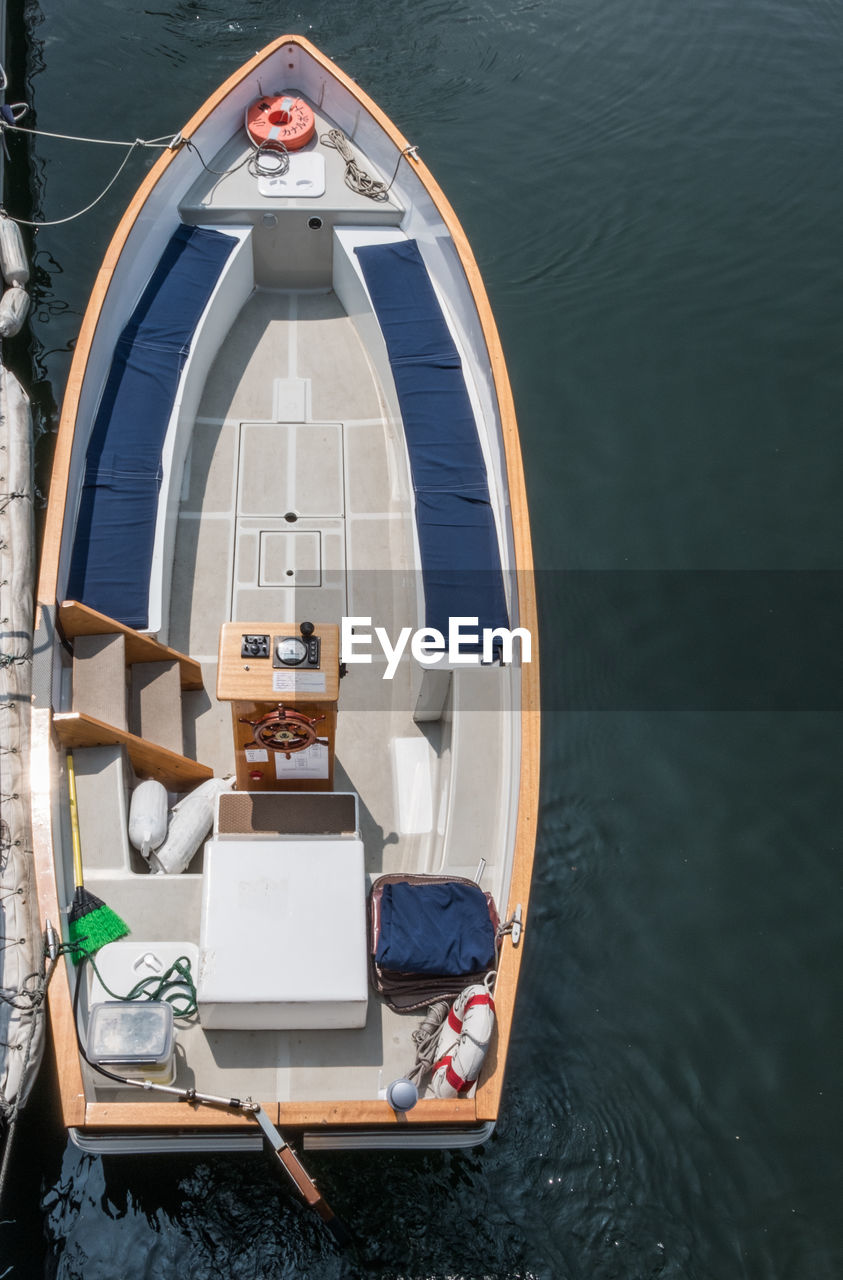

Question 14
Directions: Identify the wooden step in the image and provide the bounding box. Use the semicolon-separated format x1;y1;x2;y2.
52;711;213;790
59;599;203;690
72;633;128;730
130;660;183;753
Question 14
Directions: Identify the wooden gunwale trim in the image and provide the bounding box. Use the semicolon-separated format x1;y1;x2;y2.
29;706;87;1125
34;34;539;1132
84;1097;475;1130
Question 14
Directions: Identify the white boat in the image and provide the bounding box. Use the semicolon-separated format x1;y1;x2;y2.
30;35;540;1166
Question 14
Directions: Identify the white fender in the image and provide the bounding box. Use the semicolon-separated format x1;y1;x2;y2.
128;779;169;860
148;775;234;874
0;215;29;287
0;285;30;338
429;981;495;1098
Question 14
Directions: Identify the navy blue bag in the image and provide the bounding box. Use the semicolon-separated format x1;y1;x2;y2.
375;880;496;975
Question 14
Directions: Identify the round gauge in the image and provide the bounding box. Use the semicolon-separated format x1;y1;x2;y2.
275;636;308;666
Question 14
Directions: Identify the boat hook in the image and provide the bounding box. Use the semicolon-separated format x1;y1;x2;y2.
119;1077;352;1246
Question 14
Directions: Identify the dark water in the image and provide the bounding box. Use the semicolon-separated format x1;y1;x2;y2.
2;0;842;1275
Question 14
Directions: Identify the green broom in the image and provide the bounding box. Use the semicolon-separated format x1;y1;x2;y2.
66;751;129;962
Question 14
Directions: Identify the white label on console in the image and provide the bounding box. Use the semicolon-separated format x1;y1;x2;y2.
274;742;329;779
272;671;326;694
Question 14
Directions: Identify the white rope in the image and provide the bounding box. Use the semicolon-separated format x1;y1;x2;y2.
1;120;175;148
243;103;290;178
408;998;450;1086
0;118;178;228
320;129;417;201
7;139;147;227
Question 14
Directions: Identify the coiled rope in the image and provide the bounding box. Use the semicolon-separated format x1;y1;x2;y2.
83;951;198;1019
181;98;300;184
184;129;290;183
242;103;291;178
407;999;450;1087
320;129;418;201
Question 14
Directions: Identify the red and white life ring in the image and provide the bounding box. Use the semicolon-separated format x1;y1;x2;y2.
430;982;496;1098
246;94;315;152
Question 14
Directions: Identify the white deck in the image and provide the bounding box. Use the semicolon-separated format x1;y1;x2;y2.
75;283;517;1107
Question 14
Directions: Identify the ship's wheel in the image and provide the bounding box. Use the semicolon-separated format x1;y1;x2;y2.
240;704;326;758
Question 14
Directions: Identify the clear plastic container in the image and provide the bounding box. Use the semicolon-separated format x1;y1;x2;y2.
87;1000;175;1083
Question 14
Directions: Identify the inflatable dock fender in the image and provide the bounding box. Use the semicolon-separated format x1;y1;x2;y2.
128;779;169;861
148;775;234;875
0;215;30;338
0;284;30;338
0;214;28;287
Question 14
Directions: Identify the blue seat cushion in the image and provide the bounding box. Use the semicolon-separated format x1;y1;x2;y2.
67;223;237;629
355;239;509;647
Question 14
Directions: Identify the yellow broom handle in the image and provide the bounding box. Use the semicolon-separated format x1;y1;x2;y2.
67;752;85;890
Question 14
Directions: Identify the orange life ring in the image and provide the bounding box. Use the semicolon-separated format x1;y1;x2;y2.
246;94;315;152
